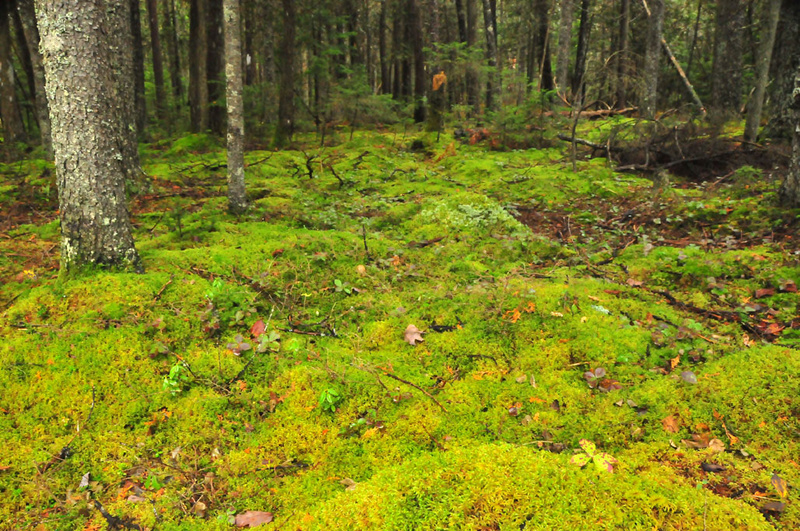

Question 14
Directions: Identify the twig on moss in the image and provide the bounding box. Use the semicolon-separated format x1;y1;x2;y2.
380;372;448;413
152;275;174;302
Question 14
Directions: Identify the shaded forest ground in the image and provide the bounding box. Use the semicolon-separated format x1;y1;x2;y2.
0;122;799;530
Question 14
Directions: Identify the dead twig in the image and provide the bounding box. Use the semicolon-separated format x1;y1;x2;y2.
380;372;448;413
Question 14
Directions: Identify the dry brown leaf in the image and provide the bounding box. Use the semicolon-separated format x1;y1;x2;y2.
708;438;725;453
340;478;358;491
403;324;424;345
626;278;643;287
662;415;680;434
772;473;789;498
234;511;274;528
755;288;775;299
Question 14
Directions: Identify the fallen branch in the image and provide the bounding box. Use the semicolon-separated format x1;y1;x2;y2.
380;372;448;413
557;133;623;152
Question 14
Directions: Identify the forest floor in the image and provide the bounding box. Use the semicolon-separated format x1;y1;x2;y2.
0;122;799;530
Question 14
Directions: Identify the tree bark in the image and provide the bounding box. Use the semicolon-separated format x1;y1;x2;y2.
571;0;591;98
765;0;800;140
455;0;468;43
779;65;800;206
555;0;573;95
16;0;52;156
130;0;147;136
36;0;142;271
641;0;663;119
466;0;479;112
224;0;246;214
409;0;426;122
0;0;26;145
146;0;166;121
274;0;295;147
165;0;183;105
207;0;225;135
481;0;499;111
533;0;554;92
615;0;629;108
189;0;208;132
744;0;780;142
711;0;744;116
379;0;390;94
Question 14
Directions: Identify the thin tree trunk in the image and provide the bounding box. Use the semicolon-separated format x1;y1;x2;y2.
189;0;208;131
207;0;225;135
555;0;573;95
0;0;26;145
481;0;499;111
274;0;295;147
765;0;800;140
779;64;800;206
131;0;147;136
744;0;780;142
534;0;554;92
224;0;246;214
11;5;36;112
686;0;702;77
379;0;390;93
455;0;468;43
711;0;744;117
466;0;479;112
615;0;629;108
641;0;663;119
16;0;52;156
571;0;591;98
36;0;141;271
409;0;426;122
147;0;167;121
165;0;183;105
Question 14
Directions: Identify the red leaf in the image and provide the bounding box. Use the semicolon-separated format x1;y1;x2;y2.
234;511;274;528
251;320;266;339
755;288;775;298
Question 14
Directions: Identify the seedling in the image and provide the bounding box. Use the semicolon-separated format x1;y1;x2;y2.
319;388;343;413
570;439;618;473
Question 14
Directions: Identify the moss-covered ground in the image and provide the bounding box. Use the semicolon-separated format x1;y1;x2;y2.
1;127;798;530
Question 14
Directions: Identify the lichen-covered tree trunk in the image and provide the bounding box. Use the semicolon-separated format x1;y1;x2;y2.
641;0;664;119
274;0;296;147
765;0;800;140
36;0;141;271
16;0;52;156
0;0;26;146
710;0;744;117
223;0;246;214
779;66;800;206
555;0;573;95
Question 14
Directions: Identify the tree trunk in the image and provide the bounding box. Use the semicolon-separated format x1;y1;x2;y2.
36;0;141;271
189;0;208;132
223;0;246;214
710;0;744;116
455;0;468;43
165;0;183;105
11;5;36;114
765;0;800;140
641;0;664;119
744;0;780;142
146;0;166;121
379;0;390;94
555;0;573;95
207;0;225;135
466;0;479;112
481;0;499;111
615;0;630;108
533;0;554;92
409;0;426;122
0;0;26;145
274;0;295;147
779;65;800;206
571;0;591;98
16;0;52;156
130;0;147;136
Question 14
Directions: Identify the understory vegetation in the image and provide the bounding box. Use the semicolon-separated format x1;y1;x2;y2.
1;123;799;530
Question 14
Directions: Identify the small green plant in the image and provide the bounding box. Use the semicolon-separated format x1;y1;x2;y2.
570;439;618;473
334;279;353;295
319;388;343;413
163;362;189;395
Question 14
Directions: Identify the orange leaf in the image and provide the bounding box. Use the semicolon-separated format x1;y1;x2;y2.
662;415;680;433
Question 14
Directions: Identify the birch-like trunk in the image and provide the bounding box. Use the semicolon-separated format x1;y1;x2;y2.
224;0;247;214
